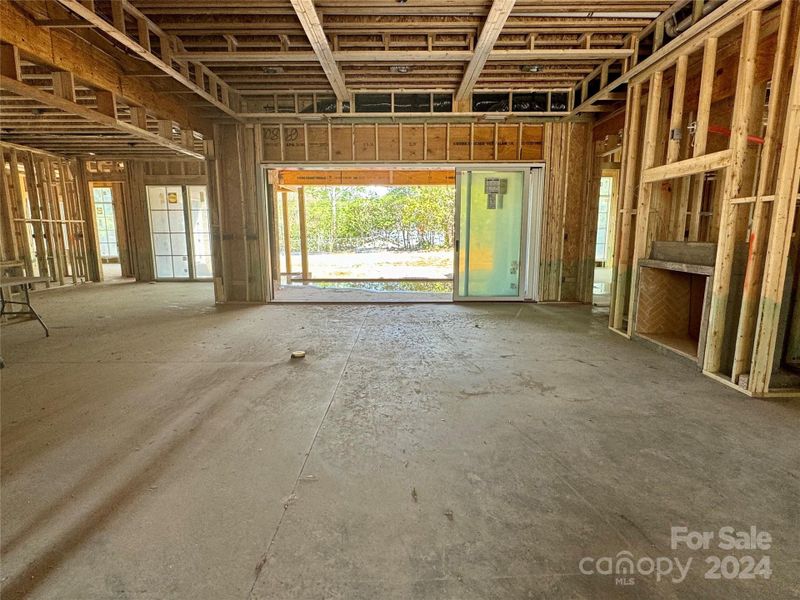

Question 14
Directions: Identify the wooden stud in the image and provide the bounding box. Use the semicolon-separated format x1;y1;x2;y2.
610;84;642;329
733;1;798;384
626;71;663;336
703;10;762;374
111;0;126;34
687;37;718;241
748;21;800;394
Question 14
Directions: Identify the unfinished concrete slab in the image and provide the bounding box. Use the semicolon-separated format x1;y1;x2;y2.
1;282;798;599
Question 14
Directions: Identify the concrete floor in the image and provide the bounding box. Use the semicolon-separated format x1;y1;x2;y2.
1;282;798;600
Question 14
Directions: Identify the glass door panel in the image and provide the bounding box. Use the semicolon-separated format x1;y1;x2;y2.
455;170;526;299
92;186;119;261
147;186;190;279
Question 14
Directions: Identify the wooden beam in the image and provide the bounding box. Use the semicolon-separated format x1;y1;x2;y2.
641;149;732;183
627;70;663;337
455;0;516;101
53;0;239;117
289;0;348;101
0;75;204;159
0;2;208;134
173;48;633;63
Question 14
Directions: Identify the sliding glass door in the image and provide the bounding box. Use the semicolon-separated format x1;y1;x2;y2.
453;169;529;300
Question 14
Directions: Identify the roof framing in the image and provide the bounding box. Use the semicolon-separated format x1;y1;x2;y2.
53;0;242;117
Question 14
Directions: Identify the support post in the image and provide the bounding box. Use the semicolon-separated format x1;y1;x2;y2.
297;186;309;282
611;82;642;330
626;71;663;337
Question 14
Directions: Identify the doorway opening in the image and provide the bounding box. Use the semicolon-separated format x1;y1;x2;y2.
270;169;455;302
593;170;619;307
91;185;122;280
267;166;543;303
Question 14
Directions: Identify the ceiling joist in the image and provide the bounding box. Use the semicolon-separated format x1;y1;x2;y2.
0;75;205;159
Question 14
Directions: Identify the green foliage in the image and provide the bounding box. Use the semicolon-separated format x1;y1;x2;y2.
281;185;455;253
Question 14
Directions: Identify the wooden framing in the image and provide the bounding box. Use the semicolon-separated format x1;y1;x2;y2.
731;0;796;383
289;0;348;101
455;0;516;103
0;144;94;285
0;74;205;160
54;0;241;117
747;17;800;395
607;0;800;397
703;9;762;374
566;0;777;116
260;122;546;163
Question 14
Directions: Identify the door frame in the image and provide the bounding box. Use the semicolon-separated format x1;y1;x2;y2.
261;162;544;302
145;184;212;281
453;166;543;302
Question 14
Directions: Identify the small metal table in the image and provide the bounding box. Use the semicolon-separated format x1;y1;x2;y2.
0;276;51;337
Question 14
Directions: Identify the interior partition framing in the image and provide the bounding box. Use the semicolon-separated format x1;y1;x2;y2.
608;0;800;397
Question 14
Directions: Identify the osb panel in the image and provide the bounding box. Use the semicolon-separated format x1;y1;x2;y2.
472;125;495;161
378;125;401;160
259;123;545;163
283;125;305;162
401;125;425;161
448;125;471;161
262;126;282;161
307;125;329;161
497;125;519;160
520;124;544;161
426;125;447;161
560;122;592;302
538;121;592;302
354;125;376;161
331;126;353;161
